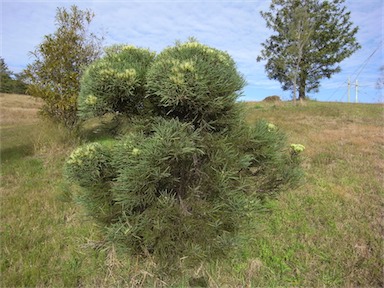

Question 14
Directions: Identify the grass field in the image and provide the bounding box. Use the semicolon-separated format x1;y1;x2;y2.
1;93;383;287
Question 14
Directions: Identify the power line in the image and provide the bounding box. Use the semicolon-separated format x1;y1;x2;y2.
328;41;383;101
328;80;347;101
351;41;382;83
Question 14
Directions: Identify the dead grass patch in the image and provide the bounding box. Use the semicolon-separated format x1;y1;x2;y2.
0;93;42;126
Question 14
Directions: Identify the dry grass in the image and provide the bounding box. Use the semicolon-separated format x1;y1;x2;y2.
245;101;384;182
0;93;42;126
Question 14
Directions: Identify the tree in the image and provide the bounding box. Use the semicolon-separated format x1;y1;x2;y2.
0;57;28;94
0;57;14;93
25;5;103;128
12;72;28;94
257;0;361;101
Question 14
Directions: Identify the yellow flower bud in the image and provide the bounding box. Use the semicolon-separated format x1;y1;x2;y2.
132;148;140;156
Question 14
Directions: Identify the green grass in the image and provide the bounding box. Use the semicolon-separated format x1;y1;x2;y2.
1;122;107;287
1;97;383;286
241;101;384;287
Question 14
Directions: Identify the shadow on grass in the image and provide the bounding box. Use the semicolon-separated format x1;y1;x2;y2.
1;144;34;162
78;114;120;143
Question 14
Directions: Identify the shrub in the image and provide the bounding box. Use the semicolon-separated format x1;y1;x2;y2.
65;118;257;271
64;141;119;224
146;40;246;131
263;95;281;102
65;118;302;272
66;40;303;275
78;45;156;120
229;119;303;195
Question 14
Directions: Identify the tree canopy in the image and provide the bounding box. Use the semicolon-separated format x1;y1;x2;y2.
257;0;361;100
25;5;103;128
0;57;28;94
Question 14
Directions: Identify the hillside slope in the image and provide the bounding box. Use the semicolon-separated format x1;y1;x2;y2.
242;101;383;286
0;93;42;127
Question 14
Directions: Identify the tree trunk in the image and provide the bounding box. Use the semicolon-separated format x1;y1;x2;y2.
298;85;305;100
292;75;297;106
298;72;306;101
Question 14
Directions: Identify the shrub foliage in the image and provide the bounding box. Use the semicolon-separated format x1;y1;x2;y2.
146;41;246;131
78;45;156;120
64;141;117;224
65;39;303;273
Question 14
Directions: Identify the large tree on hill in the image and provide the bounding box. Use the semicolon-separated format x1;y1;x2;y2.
25;5;103;128
257;0;361;101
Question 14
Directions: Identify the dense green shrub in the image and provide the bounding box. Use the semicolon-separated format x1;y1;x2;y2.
64;140;119;224
65;118;302;271
229;119;303;195
65;118;259;271
66;40;303;274
78;45;155;120
146;40;246;131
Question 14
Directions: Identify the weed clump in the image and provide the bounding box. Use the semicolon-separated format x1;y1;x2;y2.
65;40;303;274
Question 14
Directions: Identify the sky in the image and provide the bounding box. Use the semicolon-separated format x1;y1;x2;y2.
1;0;383;103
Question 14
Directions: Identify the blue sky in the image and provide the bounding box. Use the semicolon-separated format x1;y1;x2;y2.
1;0;383;103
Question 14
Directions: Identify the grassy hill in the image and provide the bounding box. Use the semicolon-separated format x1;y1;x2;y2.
1;93;383;287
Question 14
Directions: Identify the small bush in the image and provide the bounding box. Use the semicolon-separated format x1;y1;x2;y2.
78;45;156;120
64;141;119;224
25;6;103;128
263;95;281;102
230;120;303;195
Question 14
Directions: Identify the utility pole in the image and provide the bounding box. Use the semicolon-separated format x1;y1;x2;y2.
355;79;358;103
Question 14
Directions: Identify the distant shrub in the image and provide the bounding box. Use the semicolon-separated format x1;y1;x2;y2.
263;95;281;102
78;45;155;120
146;40;246;131
0;58;28;94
